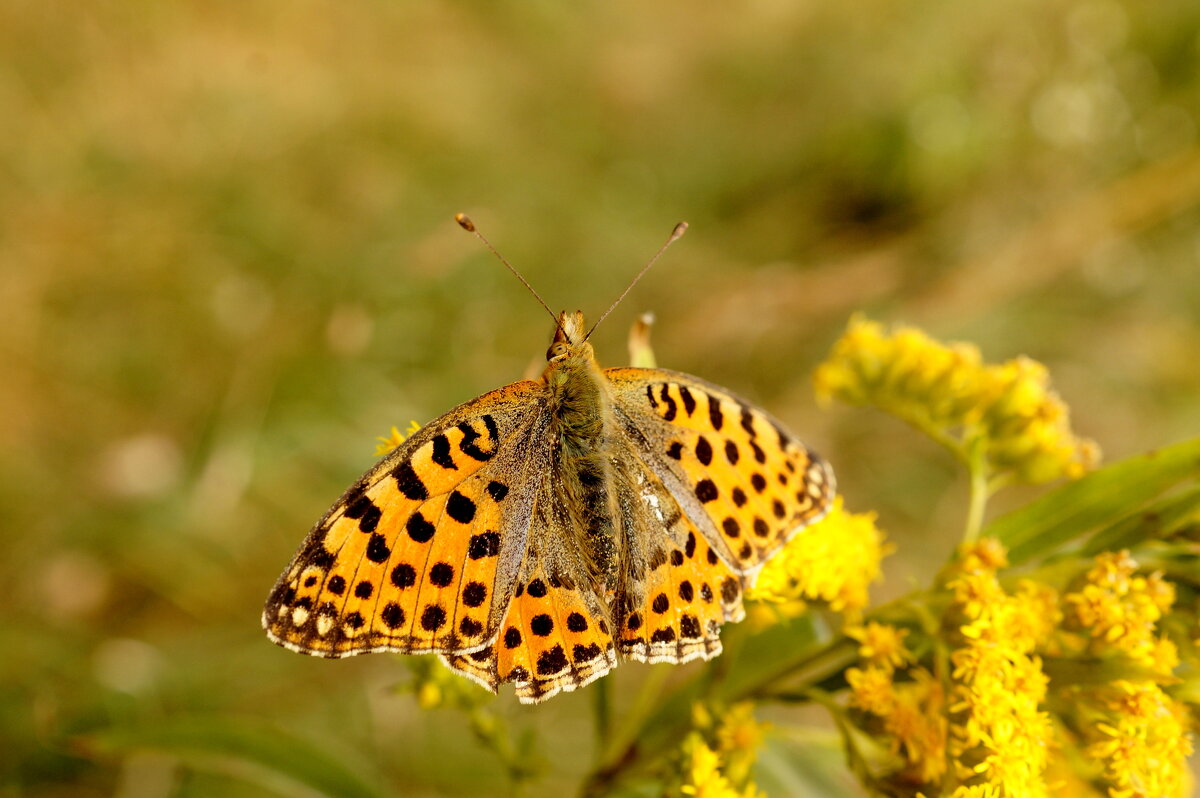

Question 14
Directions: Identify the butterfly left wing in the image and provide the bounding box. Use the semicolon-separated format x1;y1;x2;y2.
604;367;835;577
443;459;620;703
263;380;549;659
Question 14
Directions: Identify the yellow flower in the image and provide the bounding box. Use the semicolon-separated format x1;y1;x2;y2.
1085;680;1193;798
1063;550;1175;671
846;664;897;716
713;703;767;787
748;496;887;614
944;539;1053;797
884;670;947;783
845;626;947;786
677;734;765;798
847;622;912;670
814;315;1098;483
1061;551;1193;796
374;420;422;456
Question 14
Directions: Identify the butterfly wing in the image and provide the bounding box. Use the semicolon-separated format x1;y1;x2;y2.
604;368;835;577
263;380;551;659
608;447;748;664
443;458;619;703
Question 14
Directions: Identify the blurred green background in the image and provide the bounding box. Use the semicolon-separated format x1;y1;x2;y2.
3;1;1199;796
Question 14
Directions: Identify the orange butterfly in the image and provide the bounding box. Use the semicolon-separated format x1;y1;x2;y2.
264;218;835;703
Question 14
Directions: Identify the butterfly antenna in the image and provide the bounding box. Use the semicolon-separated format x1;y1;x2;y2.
455;213;559;327
585;222;687;341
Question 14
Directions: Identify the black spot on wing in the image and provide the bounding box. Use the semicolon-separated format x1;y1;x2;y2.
659;384;677;421
706;392;724;431
468;531;500;559
567;612;588;632
392;563;416;588
407;512;436;543
771;420;792;449
429;562;454;587
431;434;456;469
530;614;554;636
651;627;676;644
392;460;429;501
679;385;696;416
458;415;498;461
463;582;487;607
740;404;756;436
446;491;477;523
366;534;391;563
421;604;446;631
537;644;569;675
381;603;405;629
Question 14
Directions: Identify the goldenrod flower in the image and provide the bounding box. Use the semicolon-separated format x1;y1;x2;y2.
374;420;422;456
814;316;1098;484
847;622;912;669
1061;551;1193;796
944;539;1053;796
846;664;897;716
845;626;947;786
884;669;947;783
748;496;887;614
1063;550;1176;671
677;733;765;798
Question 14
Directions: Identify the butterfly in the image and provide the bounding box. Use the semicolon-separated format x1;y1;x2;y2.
263;217;835;704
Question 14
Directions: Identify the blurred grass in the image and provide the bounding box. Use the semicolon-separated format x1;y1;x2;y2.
2;0;1199;795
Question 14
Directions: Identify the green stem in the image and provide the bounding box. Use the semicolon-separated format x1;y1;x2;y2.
963;439;989;543
592;675;611;759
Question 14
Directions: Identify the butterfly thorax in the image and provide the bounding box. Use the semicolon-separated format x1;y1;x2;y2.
541;311;621;589
543;311;608;454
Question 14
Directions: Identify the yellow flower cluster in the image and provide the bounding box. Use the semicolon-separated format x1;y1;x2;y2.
844;623;947;785
748;497;887;614
374;420;423;456
677;704;767;798
943;540;1054;796
1062;551;1193;797
1064;550;1177;670
814;316;1099;483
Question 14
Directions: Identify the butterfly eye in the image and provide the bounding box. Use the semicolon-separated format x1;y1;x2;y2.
546;342;570;361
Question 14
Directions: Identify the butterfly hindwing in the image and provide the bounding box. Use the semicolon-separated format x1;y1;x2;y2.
605;368;835;576
441;488;619;702
263;380;548;658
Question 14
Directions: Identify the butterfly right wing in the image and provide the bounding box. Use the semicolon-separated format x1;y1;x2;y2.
604;367;835;578
263;380;550;659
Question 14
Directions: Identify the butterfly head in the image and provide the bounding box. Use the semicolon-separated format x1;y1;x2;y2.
546;310;593;362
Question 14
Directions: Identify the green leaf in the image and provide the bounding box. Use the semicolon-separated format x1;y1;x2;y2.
1082;484;1200;556
757;731;869;797
983;437;1200;565
77;717;385;798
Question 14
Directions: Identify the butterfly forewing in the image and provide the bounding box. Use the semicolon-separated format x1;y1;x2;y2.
263;380;548;658
605;368;836;576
